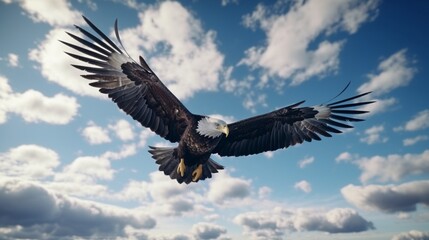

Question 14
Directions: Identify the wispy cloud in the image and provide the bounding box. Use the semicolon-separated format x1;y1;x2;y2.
358;49;417;115
396;109;429;132
403;135;428;146
360;125;388;145
298;156;315;168
391;230;429;240
294;180;312;193
7;53;19;67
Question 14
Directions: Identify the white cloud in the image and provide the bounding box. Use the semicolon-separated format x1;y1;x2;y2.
355;149;429;183
191;222;227;240
243;91;267;113
234;207;374;239
5;0;83;26
341;181;429;213
258;186;272;199
108;119;135;141
221;0;238;7
207;172;252;205
358;49;417;96
263;151;274;159
360;97;397;116
116;172;205;217
0;145;59;180
403;135;428;146
360;125;388;144
7;53;19;67
294;180;312;193
49;155;115;198
138;128;156;147
81;121;111;145
119;1;226;100
336;152;355;163
29;28;102;98
0;178;155;239
357;49;416;116
10;90;79;124
101;144;137;161
240;0;380;86
298;156;315;168
402;110;429;132
0;75;79;125
391;230;429;240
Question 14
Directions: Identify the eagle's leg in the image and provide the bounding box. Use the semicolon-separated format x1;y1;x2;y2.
177;158;186;177
192;164;203;182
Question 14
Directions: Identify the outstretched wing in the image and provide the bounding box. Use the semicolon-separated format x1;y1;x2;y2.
62;16;192;143
214;92;374;157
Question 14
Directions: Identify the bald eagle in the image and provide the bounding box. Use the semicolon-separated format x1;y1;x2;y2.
62;17;373;184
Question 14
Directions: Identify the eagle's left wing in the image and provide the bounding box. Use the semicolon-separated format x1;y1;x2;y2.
213;92;373;157
61;16;193;143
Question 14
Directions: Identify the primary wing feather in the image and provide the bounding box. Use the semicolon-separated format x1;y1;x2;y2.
62;16;192;142
214;93;374;157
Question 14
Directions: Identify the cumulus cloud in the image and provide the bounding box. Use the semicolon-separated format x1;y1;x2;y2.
4;0;83;26
108;119;135;141
116;172;204;217
29;28;102;98
0;178;155;239
240;0;380;86
391;230;429;240
234;207;374;239
81;121;111;145
0;144;59;180
207;172;252;205
191;222;227;240
298;156;315;168
0;75;79;125
360;125;388;144
118;1;226;100
294;180;312;193
403;135;428;146
355;149;429;183
341;181;429;213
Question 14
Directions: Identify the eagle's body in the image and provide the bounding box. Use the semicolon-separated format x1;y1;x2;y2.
63;17;374;184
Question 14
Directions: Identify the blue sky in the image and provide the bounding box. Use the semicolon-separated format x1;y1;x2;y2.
1;0;429;239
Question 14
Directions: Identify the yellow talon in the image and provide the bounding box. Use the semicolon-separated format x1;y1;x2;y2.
192;164;203;182
177;158;186;177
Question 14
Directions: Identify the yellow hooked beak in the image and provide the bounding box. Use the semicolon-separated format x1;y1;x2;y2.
221;125;229;137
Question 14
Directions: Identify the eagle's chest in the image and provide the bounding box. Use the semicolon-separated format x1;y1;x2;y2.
183;129;221;155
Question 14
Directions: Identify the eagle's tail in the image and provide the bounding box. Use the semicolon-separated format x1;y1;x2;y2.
148;146;224;184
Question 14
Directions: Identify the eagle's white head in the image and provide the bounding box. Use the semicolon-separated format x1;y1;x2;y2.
196;117;229;139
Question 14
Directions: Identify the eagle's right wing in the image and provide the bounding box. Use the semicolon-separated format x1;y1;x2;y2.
62;16;192;143
214;92;374;157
